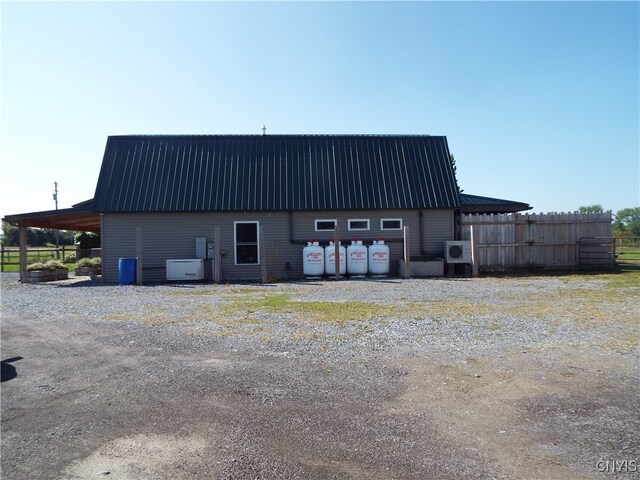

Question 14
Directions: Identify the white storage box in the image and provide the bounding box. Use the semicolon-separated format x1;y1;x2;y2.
166;259;204;280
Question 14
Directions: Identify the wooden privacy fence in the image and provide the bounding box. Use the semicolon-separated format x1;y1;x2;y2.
461;212;613;271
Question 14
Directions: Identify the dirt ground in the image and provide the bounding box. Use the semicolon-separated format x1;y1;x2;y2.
1;274;639;479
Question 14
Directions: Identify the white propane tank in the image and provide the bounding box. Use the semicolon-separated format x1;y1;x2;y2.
303;241;325;278
325;241;346;277
368;239;390;277
347;240;368;277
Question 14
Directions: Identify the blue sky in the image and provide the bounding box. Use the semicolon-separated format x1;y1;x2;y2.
1;1;638;222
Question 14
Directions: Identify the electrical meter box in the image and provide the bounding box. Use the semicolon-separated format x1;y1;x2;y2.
207;242;215;259
195;237;207;259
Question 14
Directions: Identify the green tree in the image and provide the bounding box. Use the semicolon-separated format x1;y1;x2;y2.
613;207;640;237
1;222;18;246
578;204;604;213
450;154;463;194
74;231;101;249
1;222;77;246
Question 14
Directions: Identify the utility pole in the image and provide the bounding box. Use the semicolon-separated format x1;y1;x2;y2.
53;181;60;258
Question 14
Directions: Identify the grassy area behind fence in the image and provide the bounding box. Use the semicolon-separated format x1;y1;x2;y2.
615;238;640;270
1;246;76;272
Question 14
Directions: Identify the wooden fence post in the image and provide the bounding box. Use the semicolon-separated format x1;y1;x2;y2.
214;227;221;284
470;224;479;277
136;226;143;285
334;223;340;281
403;225;411;279
260;225;267;283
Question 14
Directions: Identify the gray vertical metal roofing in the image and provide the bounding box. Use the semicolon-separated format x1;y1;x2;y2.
92;135;461;212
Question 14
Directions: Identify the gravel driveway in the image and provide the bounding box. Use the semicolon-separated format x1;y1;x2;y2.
1;272;639;479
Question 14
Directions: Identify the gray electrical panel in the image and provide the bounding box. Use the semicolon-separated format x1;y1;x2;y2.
207;242;215;259
195;237;206;259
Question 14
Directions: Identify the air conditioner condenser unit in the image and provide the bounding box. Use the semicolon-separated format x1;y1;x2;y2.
445;241;472;264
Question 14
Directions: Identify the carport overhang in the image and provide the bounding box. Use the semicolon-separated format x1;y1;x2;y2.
460;194;532;214
2;200;100;282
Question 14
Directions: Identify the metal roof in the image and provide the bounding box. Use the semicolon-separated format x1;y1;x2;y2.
460;193;532;214
93;135;460;212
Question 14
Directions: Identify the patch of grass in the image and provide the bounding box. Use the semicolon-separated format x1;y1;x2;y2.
557;271;640;290
601;338;640;355
225;293;397;325
166;289;220;297
600;271;640;290
224;287;282;295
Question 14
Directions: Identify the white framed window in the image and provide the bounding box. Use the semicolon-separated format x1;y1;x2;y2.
315;219;337;231
234;221;259;265
380;218;403;231
348;219;370;231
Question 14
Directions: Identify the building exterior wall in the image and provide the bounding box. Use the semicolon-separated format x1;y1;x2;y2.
101;209;454;283
423;209;455;254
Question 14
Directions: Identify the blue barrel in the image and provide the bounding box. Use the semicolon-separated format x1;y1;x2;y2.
118;258;136;285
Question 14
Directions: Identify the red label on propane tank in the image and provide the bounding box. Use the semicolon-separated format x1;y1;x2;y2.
306;252;323;263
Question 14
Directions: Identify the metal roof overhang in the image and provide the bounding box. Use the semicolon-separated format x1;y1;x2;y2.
461;203;531;214
2;204;100;232
460;194;532;214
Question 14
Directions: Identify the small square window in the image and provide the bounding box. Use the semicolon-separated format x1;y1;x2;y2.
381;218;403;230
315;219;337;231
348;219;370;231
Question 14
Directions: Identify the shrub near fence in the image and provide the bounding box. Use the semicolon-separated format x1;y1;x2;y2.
461;212;613;271
0;245;75;272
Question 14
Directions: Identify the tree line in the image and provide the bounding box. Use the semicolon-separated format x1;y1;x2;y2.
578;205;640;237
1;223;76;247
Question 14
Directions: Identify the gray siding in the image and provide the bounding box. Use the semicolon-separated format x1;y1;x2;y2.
102;212;290;283
423;209;454;255
102;209;454;283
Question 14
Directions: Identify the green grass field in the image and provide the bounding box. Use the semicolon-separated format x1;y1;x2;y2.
615;240;640;270
1;247;75;272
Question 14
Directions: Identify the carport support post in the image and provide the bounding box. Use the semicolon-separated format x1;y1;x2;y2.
136;226;143;285
19;222;27;282
214;227;221;284
403;225;411;279
334;224;340;281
